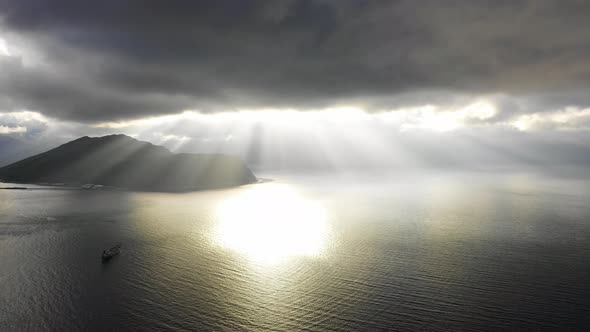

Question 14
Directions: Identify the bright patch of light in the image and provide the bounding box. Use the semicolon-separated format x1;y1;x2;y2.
94;101;496;134
462;100;496;120
0;38;10;56
152;133;191;150
214;184;329;264
0;125;26;134
377;100;496;132
0;110;49;123
511;107;590;131
0;33;48;67
159;134;190;142
93;111;197;128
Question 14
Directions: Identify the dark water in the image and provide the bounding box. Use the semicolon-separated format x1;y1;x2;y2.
1;172;590;331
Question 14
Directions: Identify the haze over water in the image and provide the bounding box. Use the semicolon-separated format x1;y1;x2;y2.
1;171;589;331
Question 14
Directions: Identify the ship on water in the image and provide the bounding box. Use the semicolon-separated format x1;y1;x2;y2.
102;244;121;262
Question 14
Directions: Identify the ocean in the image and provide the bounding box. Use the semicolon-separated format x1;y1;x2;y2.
1;172;589;331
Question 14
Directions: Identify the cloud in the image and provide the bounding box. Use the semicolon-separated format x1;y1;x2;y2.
1;0;590;174
511;107;590;131
0;0;589;122
0;105;589;175
0;37;10;55
377;101;497;132
0;110;48;137
0;125;25;134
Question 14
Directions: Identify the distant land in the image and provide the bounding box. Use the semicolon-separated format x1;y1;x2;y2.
0;134;256;191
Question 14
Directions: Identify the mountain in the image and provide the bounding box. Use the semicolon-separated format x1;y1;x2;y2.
0;134;257;191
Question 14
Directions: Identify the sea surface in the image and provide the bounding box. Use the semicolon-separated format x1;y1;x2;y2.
1;172;590;331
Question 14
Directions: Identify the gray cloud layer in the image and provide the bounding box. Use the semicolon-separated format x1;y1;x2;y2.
1;0;590;122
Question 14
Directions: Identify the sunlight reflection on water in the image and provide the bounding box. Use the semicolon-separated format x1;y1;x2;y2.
214;183;330;264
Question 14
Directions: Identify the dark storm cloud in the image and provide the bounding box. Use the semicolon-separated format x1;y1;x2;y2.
1;0;590;121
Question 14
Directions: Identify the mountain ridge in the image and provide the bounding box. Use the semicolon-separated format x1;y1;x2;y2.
0;134;257;191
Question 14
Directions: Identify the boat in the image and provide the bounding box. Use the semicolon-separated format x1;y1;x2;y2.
102;244;122;262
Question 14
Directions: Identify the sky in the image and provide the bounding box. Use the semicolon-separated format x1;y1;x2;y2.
1;0;589;172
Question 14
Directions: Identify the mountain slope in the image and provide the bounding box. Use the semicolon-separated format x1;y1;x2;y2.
0;134;256;191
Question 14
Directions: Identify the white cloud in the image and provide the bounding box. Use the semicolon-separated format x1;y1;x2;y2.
0;125;26;134
511;107;590;131
0;37;10;56
0;110;49;137
0;110;49;123
376;101;497;132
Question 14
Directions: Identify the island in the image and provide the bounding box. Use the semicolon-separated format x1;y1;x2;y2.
0;134;257;191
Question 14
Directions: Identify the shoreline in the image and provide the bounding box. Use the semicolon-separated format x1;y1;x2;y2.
0;177;267;193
